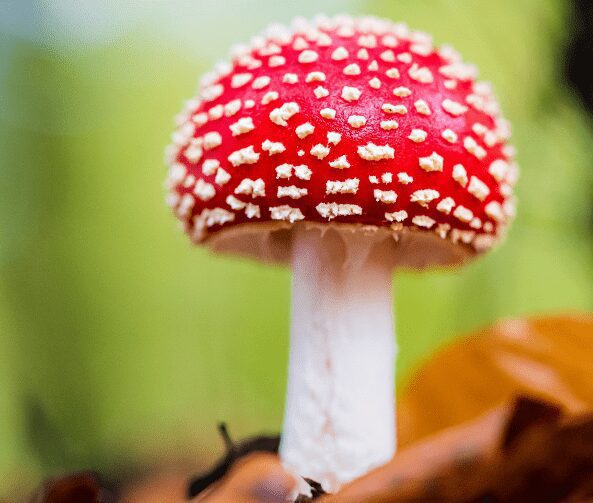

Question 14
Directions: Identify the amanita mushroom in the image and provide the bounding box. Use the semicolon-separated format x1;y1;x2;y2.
165;15;517;492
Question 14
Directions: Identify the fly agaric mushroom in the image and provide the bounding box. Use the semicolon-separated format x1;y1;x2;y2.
165;15;517;492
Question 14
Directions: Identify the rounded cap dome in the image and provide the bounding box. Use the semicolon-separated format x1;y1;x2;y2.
165;15;517;266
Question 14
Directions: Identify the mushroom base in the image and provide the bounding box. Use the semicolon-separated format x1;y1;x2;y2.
279;225;398;493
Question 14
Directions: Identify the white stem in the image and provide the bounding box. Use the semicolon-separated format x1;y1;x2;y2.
279;226;397;492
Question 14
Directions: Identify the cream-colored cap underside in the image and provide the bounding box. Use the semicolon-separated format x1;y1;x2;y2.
203;221;477;270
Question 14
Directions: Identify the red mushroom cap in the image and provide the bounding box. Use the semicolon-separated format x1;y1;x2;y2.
165;15;517;264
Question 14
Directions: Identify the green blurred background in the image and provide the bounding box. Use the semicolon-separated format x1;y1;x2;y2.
1;0;592;495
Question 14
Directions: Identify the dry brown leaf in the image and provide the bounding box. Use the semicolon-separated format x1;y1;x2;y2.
397;313;593;447
327;396;593;502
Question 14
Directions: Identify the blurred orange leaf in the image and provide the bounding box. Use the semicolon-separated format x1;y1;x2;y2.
397;313;593;447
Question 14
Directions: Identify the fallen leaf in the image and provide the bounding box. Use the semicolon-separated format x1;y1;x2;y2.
397;313;593;447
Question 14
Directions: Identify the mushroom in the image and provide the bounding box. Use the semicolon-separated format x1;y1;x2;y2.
165;15;517;492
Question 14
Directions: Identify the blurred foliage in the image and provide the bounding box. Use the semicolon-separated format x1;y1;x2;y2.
1;0;593;494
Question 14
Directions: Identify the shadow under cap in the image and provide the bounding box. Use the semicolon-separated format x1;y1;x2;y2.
204;221;475;270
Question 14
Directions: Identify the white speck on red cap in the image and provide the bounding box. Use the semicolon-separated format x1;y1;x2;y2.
341;86;362;102
270;205;305;222
386;210;408;223
414;99;431;115
166;15;517;257
485;201;505;222
464;136;487;160
436;197;455;214
374;189;397;204
470;217;482;229
292;37;309;50
245;203;260;219
275;163;293;179
453;205;474;223
451;165;467;188
442;99;468;116
397;172;413;184
226;195;245;210
320;108;337;119
440;62;477;81
348;115;367;128
184;140;203;163
489;159;509;182
329;155;351;169
231;73;253;88
358;34;377;48
344;63;362;76
310;144;330;159
380;49;396;62
382;103;407;114
412;215;436;228
203;132;222;150
393;86;412;97
381;35;398;47
410;189;440;207
314;86;330;98
408;129;427;143
294;165;312;180
224;99;242;116
235;178;266;198
298;50;319;64
468;176;490;201
369;77;382;89
295;122;315;139
408;64;433;83
278;185;308;199
473;123;488;136
194;179;216;201
327;132;342;145
208;105;224;120
202;159;220;176
419;152;444;172
331;47;349;60
306;71;326;82
435;222;451;239
441;129;458;143
192;112;208;127
268;55;286;67
381;120;399;130
262;139;286;155
410;43;433;57
358;143;395;161
215;168;231;186
269;102;300;126
228;146;260;166
326;178;360;194
316;202;363;220
397;52;412;64
357;48;370;60
230;117;255;136
261;91;279;105
201;84;224;102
